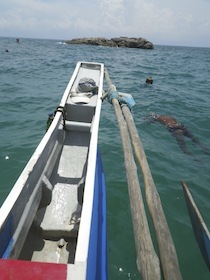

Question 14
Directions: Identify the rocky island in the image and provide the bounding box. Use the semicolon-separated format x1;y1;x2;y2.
65;37;154;49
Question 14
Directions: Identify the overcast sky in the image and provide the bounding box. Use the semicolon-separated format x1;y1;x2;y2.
0;0;210;47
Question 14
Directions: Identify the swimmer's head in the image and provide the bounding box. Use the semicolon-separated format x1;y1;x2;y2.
146;77;153;84
145;112;159;123
150;112;159;119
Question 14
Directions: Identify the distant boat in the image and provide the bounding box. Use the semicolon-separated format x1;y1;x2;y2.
0;61;107;279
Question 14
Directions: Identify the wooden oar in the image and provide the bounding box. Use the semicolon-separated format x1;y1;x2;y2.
104;70;161;279
104;68;182;279
182;181;210;271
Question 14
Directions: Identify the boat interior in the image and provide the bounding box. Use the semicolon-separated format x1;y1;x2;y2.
16;62;103;264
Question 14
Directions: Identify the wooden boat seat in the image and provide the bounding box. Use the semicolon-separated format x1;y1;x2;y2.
36;183;81;239
65;120;92;131
65;99;96;126
40;222;79;238
68;93;98;107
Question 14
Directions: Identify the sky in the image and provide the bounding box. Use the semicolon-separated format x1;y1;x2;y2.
0;0;210;47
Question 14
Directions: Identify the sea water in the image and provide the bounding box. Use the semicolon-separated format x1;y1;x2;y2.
0;37;210;279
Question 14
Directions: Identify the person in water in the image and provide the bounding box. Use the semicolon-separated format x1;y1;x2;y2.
146;77;153;84
147;113;210;156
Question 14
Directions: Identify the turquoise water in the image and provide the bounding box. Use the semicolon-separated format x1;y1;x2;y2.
1;37;210;279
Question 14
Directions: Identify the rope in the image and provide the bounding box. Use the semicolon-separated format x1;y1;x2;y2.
56;106;66;130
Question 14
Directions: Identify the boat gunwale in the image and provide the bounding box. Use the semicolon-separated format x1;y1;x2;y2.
74;62;104;264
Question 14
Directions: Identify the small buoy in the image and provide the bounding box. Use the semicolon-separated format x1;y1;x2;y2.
146;76;153;84
5;156;9;160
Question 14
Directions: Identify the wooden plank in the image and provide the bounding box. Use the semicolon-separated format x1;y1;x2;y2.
182;181;210;270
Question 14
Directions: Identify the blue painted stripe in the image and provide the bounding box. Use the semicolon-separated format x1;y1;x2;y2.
86;149;107;280
0;215;14;258
2;237;14;259
203;231;210;269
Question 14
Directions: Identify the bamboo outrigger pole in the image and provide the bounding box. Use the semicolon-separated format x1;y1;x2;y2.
104;68;182;280
122;105;182;280
104;70;160;279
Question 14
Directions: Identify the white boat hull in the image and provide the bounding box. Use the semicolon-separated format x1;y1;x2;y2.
0;61;107;279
